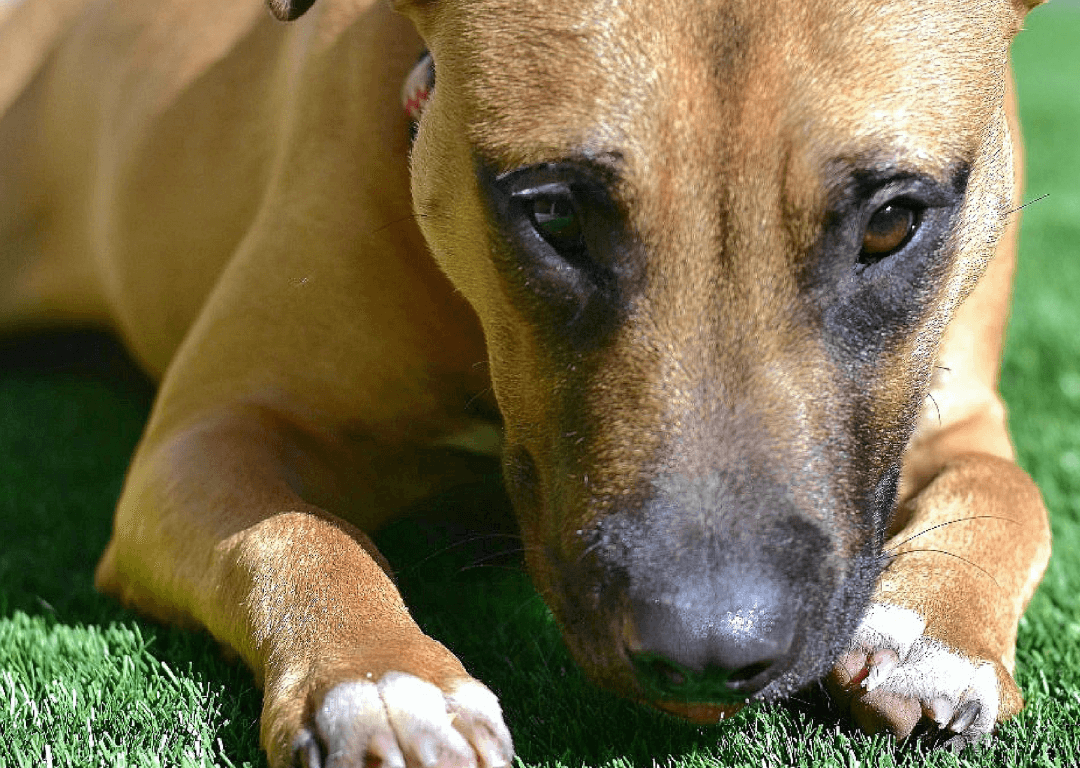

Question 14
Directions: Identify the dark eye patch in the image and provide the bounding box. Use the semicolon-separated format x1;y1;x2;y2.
813;162;969;358
476;157;638;349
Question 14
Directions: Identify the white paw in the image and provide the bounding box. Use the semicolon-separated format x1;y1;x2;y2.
835;603;998;746
293;672;513;768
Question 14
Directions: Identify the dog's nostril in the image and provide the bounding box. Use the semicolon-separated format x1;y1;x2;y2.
630;652;761;704
661;665;687;688
636;656;688;688
726;661;773;686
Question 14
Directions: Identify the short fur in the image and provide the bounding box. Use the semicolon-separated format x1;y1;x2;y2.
0;0;1050;765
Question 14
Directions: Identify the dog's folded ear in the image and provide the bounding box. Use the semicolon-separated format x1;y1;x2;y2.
1011;0;1045;30
266;0;318;22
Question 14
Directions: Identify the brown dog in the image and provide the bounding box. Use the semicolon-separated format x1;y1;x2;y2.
0;0;1052;765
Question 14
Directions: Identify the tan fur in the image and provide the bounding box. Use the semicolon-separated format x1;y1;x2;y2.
0;0;1050;764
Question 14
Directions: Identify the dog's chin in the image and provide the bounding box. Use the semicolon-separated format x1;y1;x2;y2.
546;601;819;720
650;700;744;724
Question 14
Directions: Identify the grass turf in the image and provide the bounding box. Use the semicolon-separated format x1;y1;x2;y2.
2;4;1079;766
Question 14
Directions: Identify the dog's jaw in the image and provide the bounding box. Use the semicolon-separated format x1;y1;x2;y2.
503;423;900;711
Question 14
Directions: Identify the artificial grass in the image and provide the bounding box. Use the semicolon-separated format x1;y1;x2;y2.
2;4;1079;767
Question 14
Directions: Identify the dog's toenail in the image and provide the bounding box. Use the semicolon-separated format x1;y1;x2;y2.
949;699;980;733
926;696;955;727
864;649;899;691
292;729;322;768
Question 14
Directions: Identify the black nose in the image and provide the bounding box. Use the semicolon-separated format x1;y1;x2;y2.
628;569;796;703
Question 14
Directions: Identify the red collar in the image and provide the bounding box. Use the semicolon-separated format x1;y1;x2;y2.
402;51;434;140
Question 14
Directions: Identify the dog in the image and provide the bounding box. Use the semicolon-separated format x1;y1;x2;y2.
0;0;1052;765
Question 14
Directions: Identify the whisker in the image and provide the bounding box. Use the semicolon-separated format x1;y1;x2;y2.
457;547;528;572
578;538;604;561
885;514;1020;554
371;211;429;236
393;532;523;575
463;385;495;411
458;563;528;576
883;547;1001;590
1003;193;1049;216
926;391;942;426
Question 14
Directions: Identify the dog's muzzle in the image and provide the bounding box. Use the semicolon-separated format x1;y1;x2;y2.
542;480;879;711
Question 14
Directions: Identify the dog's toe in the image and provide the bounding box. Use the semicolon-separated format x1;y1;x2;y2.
444;678;515;768
828;603;1000;748
295;673;512;768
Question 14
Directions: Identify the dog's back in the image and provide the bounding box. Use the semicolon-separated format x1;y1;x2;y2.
1;0;89;327
0;0;312;376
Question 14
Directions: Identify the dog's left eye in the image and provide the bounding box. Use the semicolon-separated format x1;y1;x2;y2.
528;193;585;256
859;202;920;263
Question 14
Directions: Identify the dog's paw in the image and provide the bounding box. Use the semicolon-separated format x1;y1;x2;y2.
828;603;999;750
291;672;513;768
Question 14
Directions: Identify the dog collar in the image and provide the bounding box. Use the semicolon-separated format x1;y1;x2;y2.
402;51;434;141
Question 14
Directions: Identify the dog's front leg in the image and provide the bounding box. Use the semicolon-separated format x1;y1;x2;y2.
828;82;1051;744
95;406;512;768
829;452;1049;746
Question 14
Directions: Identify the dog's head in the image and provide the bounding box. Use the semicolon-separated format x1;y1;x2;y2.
272;0;1038;716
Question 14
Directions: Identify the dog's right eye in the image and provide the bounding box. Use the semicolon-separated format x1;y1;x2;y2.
485;159;627;287
528;193;586;256
481;159;631;343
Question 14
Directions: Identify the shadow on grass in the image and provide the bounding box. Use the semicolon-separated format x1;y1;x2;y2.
0;330;921;767
0;329;154;621
0;330;265;761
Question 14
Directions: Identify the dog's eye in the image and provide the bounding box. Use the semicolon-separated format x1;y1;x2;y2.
529;194;585;255
860;202;919;263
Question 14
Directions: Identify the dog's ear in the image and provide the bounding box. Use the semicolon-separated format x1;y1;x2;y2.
388;0;438;16
1010;0;1044;30
266;0;318;22
388;0;439;31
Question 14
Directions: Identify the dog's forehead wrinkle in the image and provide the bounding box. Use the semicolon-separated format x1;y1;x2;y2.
473;2;983;116
455;0;802;166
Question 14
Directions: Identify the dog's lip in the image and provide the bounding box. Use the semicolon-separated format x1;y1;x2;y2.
648;699;745;724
